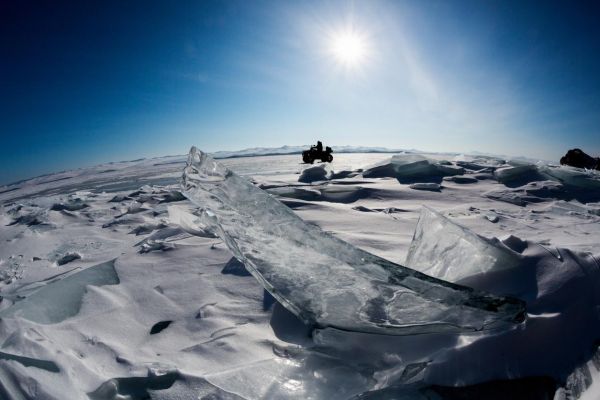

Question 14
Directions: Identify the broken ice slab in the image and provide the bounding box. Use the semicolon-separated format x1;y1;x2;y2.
181;147;526;335
0;260;120;324
298;164;332;183
538;164;600;190
493;164;546;186
494;161;600;190
406;207;521;283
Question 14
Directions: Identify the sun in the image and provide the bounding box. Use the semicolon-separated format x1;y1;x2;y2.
330;30;367;67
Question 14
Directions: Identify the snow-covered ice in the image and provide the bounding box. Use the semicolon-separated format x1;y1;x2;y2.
0;147;599;399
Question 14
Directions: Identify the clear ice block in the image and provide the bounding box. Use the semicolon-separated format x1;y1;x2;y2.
406;207;521;282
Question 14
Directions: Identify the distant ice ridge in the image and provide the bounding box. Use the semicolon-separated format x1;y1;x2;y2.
181;147;525;336
362;154;464;182
360;153;600;192
492;160;600;190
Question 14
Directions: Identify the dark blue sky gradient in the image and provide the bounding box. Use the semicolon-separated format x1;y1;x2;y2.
1;0;599;184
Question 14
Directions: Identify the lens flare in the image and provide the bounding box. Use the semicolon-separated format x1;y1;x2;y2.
330;30;367;67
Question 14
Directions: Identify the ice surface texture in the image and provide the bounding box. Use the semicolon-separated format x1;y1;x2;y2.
406;207;521;283
182;147;525;335
0;260;119;324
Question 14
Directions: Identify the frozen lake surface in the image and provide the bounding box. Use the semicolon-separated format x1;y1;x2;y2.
1;149;600;399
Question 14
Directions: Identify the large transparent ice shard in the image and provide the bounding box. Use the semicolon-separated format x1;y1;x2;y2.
182;147;525;335
406;207;522;283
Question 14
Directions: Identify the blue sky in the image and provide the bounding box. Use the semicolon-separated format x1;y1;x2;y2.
1;0;599;184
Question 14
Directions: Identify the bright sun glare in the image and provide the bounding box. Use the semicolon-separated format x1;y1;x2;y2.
330;30;367;67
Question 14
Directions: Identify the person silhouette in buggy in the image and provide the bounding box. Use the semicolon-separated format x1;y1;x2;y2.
302;141;333;163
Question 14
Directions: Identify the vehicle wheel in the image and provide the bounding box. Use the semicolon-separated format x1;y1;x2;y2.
327;154;333;162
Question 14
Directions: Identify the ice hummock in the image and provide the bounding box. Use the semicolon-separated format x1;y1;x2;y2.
406;207;521;283
298;164;332;183
362;154;464;182
181;147;525;335
494;164;545;186
539;164;600;190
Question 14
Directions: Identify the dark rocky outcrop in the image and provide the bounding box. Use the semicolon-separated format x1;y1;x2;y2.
560;149;600;170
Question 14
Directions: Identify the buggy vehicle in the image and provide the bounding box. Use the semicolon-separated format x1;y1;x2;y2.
302;141;333;163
